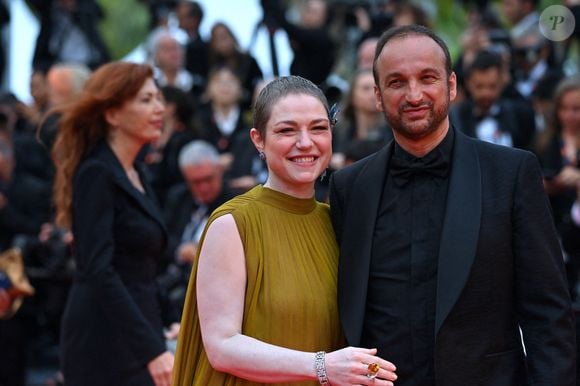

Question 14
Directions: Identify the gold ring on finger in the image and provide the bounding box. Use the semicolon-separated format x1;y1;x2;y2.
366;362;380;379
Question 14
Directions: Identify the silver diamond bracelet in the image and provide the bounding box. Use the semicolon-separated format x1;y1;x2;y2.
314;351;330;385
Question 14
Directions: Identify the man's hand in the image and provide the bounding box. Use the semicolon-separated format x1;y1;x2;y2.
147;351;174;386
177;242;198;264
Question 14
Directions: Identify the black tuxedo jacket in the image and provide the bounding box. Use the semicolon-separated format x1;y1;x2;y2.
329;129;576;386
450;98;536;151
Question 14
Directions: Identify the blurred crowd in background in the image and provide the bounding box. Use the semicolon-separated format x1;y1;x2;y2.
0;0;579;384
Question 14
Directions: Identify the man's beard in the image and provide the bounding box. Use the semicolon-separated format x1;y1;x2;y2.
384;96;450;141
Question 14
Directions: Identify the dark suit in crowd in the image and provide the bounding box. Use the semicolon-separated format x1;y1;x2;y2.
163;182;235;260
184;34;209;98
451;98;536;150
267;0;336;85
28;0;110;71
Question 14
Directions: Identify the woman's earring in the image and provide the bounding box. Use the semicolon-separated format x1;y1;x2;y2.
259;151;266;161
329;103;340;127
320;168;327;182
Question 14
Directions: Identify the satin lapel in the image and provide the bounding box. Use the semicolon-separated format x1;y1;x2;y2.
98;144;168;234
435;130;482;333
339;143;392;345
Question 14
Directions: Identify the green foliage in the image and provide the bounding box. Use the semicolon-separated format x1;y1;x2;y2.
433;0;469;62
98;0;150;60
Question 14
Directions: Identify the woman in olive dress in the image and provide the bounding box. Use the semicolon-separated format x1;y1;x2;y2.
173;75;397;385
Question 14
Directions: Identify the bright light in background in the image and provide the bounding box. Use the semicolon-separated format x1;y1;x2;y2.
199;0;262;49
8;0;38;103
6;0;292;102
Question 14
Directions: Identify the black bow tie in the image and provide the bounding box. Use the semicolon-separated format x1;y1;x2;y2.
390;148;449;186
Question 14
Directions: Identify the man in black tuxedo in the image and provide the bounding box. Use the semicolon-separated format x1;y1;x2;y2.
329;24;576;386
450;49;536;151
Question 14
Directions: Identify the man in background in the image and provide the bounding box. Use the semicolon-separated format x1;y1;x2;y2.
159;140;235;315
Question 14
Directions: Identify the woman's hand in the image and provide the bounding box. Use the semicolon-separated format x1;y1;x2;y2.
164;322;180;340
324;347;397;386
147;350;174;386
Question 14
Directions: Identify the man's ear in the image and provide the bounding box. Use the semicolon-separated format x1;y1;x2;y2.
374;85;384;112
250;128;264;152
449;72;458;102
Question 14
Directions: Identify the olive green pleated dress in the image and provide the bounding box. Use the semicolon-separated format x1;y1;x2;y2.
172;185;344;385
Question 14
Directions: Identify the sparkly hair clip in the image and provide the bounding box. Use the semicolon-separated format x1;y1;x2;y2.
329;103;339;127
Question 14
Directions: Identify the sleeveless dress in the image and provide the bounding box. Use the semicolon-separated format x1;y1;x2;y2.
173;185;344;385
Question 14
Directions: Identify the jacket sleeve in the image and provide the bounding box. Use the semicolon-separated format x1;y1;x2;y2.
72;161;166;365
513;152;576;385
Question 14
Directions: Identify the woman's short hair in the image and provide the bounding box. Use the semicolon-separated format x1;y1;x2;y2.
253;75;329;138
